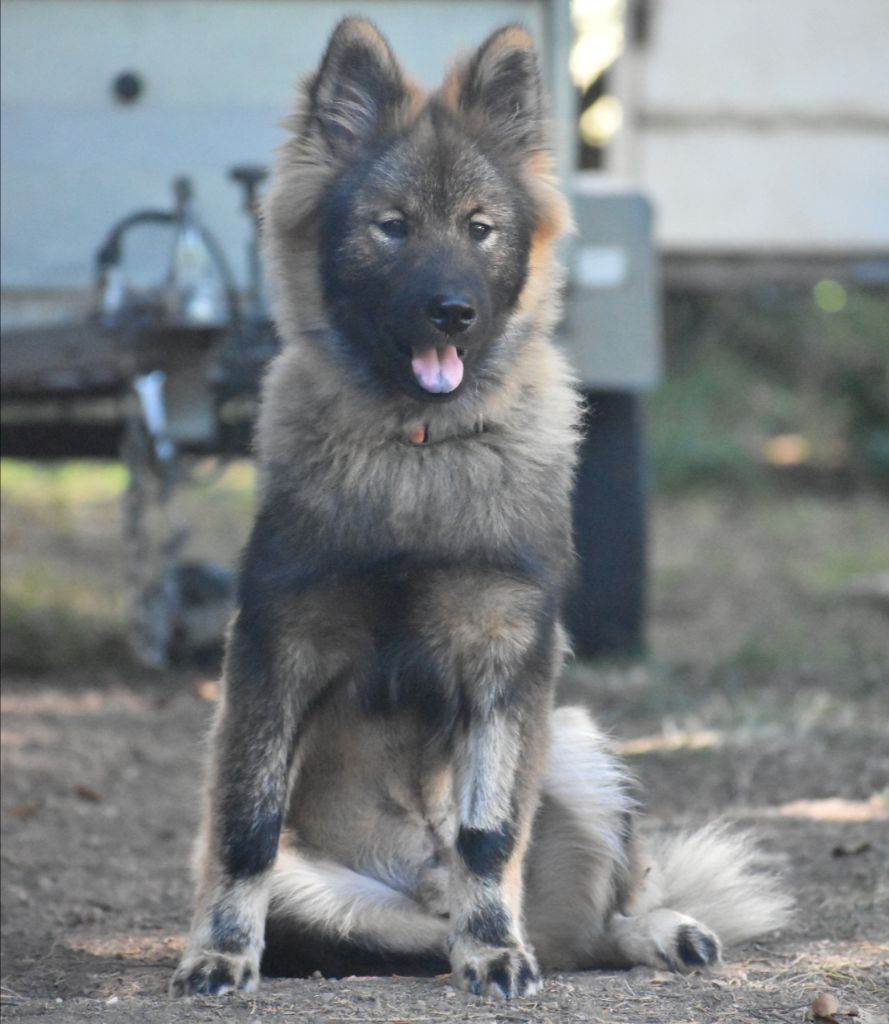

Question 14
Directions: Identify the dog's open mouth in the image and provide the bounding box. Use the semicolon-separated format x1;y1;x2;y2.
410;345;464;394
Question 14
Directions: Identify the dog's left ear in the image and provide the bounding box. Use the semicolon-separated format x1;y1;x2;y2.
309;18;407;156
456;26;546;158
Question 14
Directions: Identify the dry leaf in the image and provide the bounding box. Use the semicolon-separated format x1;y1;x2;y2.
777;797;888;823
74;784;103;803
7;803;40;820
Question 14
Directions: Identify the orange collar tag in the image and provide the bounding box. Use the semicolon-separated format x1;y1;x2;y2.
409;424;428;446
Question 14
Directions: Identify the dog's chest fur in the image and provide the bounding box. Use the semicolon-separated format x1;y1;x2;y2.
254;332;580;586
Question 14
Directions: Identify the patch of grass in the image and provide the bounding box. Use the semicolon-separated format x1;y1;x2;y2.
2;563;122;619
651;286;889;491
0;460;127;506
793;546;889;590
648;347;762;492
1;457;255;673
0;597;131;674
724;641;785;671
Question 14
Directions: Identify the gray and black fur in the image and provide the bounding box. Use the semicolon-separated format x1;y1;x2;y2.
171;20;789;1001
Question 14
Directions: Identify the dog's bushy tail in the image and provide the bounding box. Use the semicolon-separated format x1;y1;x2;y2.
634;823;792;946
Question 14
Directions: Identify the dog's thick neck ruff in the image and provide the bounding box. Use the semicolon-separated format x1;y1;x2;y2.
255;321;578;479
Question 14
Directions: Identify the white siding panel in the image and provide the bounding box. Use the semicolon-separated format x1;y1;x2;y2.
640;130;889;250
640;0;889;116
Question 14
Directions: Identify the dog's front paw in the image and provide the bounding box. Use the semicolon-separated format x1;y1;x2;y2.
170;950;259;997
450;938;541;999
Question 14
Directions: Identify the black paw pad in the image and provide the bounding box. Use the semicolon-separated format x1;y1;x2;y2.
172;954;252;997
517;958;541;989
182;967;211;994
205;962;237;993
463;965;481;995
486;953;512;994
676;925;720;968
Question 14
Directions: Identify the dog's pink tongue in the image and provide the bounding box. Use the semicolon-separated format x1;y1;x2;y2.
411;345;464;394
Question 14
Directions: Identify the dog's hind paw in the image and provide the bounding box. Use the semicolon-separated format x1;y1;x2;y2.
609;907;722;974
671;922;721;970
170;950;259;997
653;914;722;973
451;940;541;1000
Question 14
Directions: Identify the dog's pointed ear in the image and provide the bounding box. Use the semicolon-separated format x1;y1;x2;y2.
309;18;406;156
457;26;545;158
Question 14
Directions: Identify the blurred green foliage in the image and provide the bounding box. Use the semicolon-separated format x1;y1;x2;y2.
650;286;889;491
0;459;254;674
1;461;129;672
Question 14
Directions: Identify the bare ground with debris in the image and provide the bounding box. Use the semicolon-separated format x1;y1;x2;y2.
2;491;888;1022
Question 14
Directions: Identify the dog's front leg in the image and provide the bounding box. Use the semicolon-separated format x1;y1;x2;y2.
448;672;552;999
171;608;305;997
414;573;558;999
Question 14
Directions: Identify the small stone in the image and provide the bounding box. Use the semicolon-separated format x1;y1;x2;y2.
810;991;840;1021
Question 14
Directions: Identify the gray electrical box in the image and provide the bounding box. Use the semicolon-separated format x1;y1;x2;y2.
561;177;662;392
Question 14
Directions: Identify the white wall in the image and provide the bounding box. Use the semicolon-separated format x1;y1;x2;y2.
1;0;548;295
609;0;889;252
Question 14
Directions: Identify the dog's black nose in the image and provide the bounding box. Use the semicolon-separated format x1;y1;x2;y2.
426;295;476;335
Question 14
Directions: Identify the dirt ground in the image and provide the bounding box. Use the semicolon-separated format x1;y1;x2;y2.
2;490;888;1023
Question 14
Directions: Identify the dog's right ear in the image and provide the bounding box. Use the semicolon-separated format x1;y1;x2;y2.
309;18;406;156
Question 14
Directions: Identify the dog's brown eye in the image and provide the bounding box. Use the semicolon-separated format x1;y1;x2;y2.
469;220;492;241
378;218;408;239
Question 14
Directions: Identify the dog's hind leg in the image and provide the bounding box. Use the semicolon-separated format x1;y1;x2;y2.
262;848;450;976
523;705;639;970
594;907;722;972
525;706;790;973
598;824;791;970
524;708;722;974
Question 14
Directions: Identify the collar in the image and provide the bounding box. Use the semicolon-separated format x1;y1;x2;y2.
404;417;486;447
